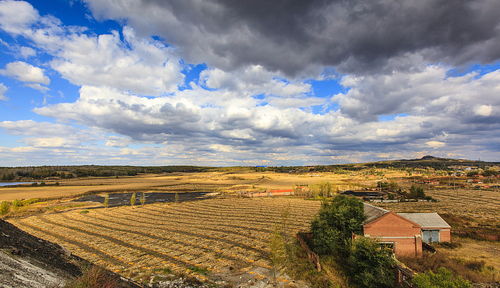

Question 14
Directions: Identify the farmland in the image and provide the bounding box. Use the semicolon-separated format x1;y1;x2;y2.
2;164;499;286
0;169;405;202
9;198;322;285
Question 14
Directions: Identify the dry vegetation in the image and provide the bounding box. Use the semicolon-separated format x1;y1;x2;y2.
0;169;407;202
376;188;500;232
3;168;499;285
9;198;321;285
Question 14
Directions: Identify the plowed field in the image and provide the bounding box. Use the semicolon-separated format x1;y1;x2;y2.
9;198;321;284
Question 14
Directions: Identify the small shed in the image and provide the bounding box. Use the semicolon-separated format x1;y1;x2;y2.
397;213;451;243
362;203;451;257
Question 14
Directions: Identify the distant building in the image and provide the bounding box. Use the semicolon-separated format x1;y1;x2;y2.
362;203;451;257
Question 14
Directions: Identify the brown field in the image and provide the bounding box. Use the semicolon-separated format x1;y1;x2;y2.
9;197;322;284
0;169;407;202
376;188;500;227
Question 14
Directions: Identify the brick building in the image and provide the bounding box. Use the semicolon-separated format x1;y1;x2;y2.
363;204;451;257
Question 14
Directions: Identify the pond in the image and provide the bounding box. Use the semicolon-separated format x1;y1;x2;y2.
75;192;212;207
0;182;34;187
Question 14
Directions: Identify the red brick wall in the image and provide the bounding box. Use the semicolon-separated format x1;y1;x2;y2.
439;228;451;242
364;212;422;257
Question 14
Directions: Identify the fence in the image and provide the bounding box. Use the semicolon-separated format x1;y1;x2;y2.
296;232;321;272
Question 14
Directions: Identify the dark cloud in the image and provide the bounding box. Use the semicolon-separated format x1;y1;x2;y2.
85;0;500;75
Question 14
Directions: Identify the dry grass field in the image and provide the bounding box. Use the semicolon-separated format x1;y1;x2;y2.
9;197;322;285
0;169;408;201
377;188;500;227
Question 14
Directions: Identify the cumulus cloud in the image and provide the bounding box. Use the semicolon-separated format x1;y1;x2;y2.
0;0;39;34
85;0;500;76
0;83;7;100
474;105;493;116
19;46;36;58
0;61;50;85
426;141;446;148
0;2;183;96
0;1;499;164
334;66;500;123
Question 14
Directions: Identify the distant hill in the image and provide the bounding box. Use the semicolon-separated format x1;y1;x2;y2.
0;156;498;180
364;155;499;169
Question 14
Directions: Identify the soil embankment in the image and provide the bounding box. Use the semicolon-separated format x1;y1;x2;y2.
0;219;140;288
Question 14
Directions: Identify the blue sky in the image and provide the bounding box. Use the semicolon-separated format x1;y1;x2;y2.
0;0;499;166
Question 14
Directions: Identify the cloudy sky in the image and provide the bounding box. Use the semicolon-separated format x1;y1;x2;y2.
0;0;499;166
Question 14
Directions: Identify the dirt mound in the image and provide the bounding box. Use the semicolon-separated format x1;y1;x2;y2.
0;219;140;288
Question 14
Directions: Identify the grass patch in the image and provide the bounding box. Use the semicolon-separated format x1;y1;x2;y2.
152;267;173;274
80;209;90;214
64;266;120;288
188;266;209;275
401;252;497;283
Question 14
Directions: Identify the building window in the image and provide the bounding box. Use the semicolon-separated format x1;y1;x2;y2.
422;230;440;243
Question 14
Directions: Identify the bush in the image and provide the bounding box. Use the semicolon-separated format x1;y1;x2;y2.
130;192;136;206
103;193;109;208
140;192;146;206
347;237;396;288
11;199;22;209
0;201;11;215
409;185;426;199
311;195;365;257
64;266;119;288
413;267;472;288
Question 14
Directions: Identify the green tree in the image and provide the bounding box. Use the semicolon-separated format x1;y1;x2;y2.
140;192;146;206
413;268;472;288
103;193;109;208
130;192;136;206
409;185;425;199
311;195;365;257
347;237;396;288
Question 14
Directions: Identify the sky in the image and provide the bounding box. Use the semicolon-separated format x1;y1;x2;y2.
0;0;499;167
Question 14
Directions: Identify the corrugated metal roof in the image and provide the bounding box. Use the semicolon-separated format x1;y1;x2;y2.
397;213;451;228
363;203;389;223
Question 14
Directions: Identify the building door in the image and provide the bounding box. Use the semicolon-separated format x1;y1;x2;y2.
422;230;440;243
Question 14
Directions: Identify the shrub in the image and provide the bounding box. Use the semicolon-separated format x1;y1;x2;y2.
409;185;426;199
140;192;146;206
103;194;109;208
130;192;136;206
347;237;396;288
11;199;22;209
412;267;472;288
0;201;11;215
64;266;119;288
311;195;365;257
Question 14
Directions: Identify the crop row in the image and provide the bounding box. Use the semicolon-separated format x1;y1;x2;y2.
10;197;321;281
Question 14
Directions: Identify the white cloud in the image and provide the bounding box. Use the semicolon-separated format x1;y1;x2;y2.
426;141;445;148
25;83;49;92
0;83;7;100
48;27;183;95
474;104;492;117
25;137;75;148
0;0;39;34
0;61;50;84
19;46;36;58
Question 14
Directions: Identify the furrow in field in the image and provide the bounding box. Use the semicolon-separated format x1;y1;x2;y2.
37;215;203;273
64;211;255;267
103;208;270;244
157;203;311;230
13;219;126;268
